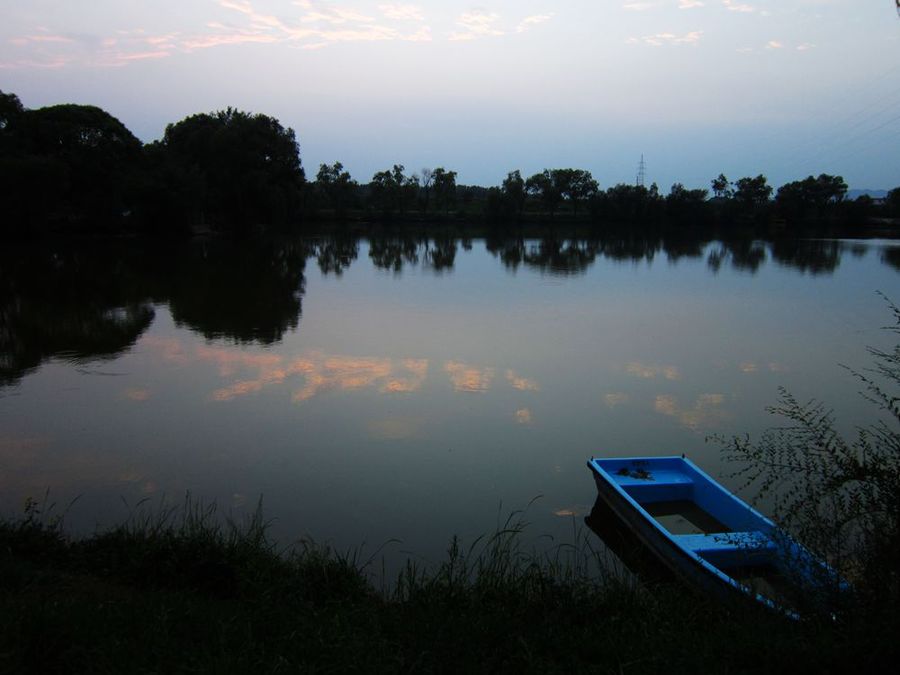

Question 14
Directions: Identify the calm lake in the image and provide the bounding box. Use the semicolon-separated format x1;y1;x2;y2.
2;234;898;573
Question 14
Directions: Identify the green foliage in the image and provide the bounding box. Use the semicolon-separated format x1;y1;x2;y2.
720;296;900;609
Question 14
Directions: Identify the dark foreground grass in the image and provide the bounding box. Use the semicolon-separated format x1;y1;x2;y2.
0;499;896;675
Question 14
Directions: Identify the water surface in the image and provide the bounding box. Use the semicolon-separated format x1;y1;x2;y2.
1;234;897;572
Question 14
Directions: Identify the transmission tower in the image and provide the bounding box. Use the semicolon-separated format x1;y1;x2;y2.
636;154;646;188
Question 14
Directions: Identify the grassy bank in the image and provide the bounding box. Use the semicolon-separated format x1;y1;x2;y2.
1;500;896;674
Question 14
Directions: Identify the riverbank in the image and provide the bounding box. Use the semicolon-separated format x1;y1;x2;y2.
1;503;895;674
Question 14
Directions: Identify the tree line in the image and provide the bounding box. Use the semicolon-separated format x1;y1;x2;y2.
2;90;899;238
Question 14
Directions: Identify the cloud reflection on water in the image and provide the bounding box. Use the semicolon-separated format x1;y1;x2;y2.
444;361;495;393
654;392;728;430
141;336;545;403
506;369;540;391
624;361;681;380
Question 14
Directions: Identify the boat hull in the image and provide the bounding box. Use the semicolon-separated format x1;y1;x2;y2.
589;464;754;603
586;455;836;615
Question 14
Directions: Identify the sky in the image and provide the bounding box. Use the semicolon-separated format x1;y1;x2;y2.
1;0;899;190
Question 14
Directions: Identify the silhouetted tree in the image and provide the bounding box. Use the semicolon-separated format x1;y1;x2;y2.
485;170;526;224
666;183;709;227
0;100;143;234
502;170;526;218
592;183;664;227
886;187;900;218
369;165;420;219
554;169;598;216
775;174;847;223
0;90;24;133
158;108;305;233
526;170;561;217
419;168;434;215
711;174;732;200
316;161;356;216
733;175;772;207
432;167;457;215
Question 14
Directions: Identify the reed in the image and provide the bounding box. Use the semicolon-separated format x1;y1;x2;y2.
2;494;893;673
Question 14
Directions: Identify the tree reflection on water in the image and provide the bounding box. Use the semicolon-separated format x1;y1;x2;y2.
1;233;894;387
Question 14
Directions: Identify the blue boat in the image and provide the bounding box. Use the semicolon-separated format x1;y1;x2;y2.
587;455;843;615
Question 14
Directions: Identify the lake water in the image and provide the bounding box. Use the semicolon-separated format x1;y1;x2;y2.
1;234;897;573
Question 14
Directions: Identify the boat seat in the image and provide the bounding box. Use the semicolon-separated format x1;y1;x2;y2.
618;469;694;501
674;531;776;554
613;469;693;487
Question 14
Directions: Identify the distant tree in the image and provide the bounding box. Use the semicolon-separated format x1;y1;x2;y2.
370;169;397;216
711;174;732;199
370;164;416;217
316;161;356;215
559;169;598;216
667;183;708;202
392;164;419;214
159;108;305;233
887;187;900;218
666;183;709;226
526;170;561;217
775;174;848;223
419;167;434;215
733;175;772;207
501;170;526;218
432;167;457;215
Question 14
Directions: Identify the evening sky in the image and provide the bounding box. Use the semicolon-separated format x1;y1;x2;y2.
1;1;898;190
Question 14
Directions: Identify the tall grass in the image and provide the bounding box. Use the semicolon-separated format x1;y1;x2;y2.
2;490;896;673
718;294;900;615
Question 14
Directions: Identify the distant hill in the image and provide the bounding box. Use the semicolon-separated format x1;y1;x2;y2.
847;189;888;200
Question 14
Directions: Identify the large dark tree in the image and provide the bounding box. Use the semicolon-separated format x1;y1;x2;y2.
0;97;143;234
156;108;305;233
775;174;847;223
0;91;24;133
884;186;900;218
